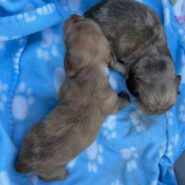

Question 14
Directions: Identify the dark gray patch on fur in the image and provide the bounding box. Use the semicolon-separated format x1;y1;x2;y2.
85;0;181;114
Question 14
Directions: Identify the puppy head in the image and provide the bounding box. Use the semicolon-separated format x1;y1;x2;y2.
63;14;115;77
63;14;84;44
126;55;181;114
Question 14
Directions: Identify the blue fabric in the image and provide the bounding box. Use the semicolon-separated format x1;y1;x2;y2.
0;0;185;185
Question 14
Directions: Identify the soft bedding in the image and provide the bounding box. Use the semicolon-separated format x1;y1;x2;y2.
0;0;185;185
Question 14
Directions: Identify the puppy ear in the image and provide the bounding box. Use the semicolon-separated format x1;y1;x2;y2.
64;52;76;77
175;75;181;88
108;52;116;67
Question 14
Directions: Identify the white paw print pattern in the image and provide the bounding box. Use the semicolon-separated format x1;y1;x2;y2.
121;147;139;171
178;28;184;35
111;179;123;185
16;11;36;23
86;141;104;173
166;111;174;125
151;180;157;185
12;82;35;120
36;47;50;61
0;81;8;112
172;134;179;147
36;28;60;61
130;109;147;133
158;141;167;157
179;99;185;122
0;171;10;185
62;0;82;14
24;13;36;23
68;0;81;11
166;145;173;158
166;134;179;158
102;116;117;140
36;4;56;16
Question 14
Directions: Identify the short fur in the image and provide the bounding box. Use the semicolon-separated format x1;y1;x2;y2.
84;0;181;114
15;15;130;182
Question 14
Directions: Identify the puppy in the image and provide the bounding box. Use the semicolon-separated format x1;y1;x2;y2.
84;0;181;114
15;14;130;182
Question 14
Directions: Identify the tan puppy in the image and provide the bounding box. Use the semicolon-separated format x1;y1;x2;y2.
15;14;130;182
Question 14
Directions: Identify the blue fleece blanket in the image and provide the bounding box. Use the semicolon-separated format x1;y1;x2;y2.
0;0;185;185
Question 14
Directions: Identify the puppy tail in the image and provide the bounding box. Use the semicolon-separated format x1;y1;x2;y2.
15;161;32;174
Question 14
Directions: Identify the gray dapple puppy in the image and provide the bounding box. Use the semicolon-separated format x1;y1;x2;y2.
85;0;181;114
15;14;130;182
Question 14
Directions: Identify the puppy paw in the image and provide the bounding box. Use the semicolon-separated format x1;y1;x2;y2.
38;170;69;182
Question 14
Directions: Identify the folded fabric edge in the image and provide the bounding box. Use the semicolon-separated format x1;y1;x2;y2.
0;3;66;42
